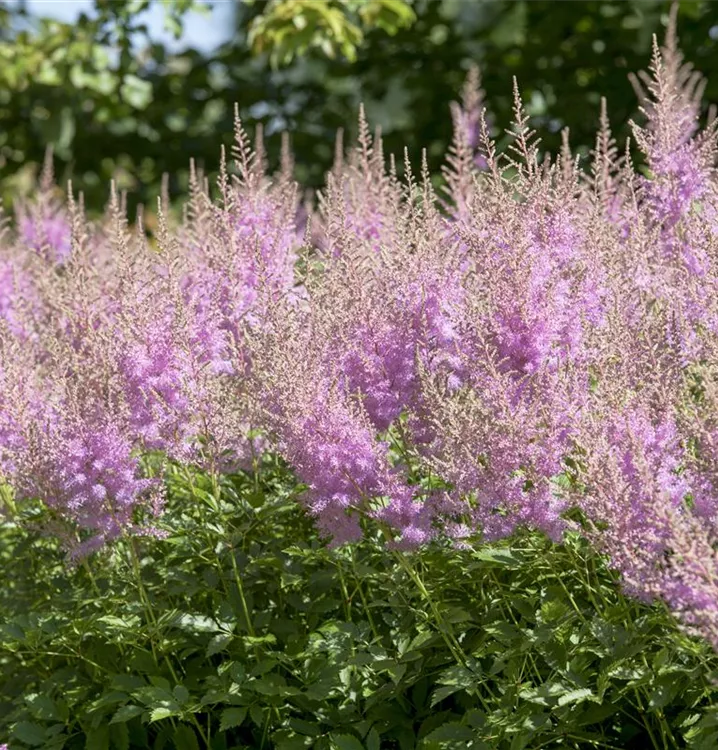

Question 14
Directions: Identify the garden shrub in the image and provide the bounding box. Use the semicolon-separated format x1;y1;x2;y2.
2;6;718;747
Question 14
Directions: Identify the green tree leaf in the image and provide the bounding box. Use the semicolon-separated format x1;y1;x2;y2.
120;74;153;109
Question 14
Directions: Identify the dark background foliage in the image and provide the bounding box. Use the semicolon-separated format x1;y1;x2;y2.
1;0;717;211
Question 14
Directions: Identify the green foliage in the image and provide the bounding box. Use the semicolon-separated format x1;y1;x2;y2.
2;459;718;749
0;0;210;207
246;0;415;66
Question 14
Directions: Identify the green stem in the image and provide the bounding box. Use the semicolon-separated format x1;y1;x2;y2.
351;547;380;642
184;465;231;599
632;688;665;750
488;569;543;684
390;547;501;712
390;547;467;667
563;736;627;750
125;537;160;663
260;707;271;750
81;557;102;599
641;654;678;749
563;537;605;615
551;557;587;623
125;537;210;748
230;546;255;637
205;465;255;639
335;555;352;622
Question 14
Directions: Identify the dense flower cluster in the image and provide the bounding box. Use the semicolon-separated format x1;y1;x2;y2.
3;11;718;649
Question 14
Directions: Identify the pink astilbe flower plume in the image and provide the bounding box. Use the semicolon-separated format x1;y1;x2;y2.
251;297;436;548
448;64;490;189
317;108;402;257
630;8;715;239
578;400;690;596
179;112;302;366
15;150;72;265
417;341;575;544
0;333;159;556
253;309;385;544
628;8;718;347
0;255;41;341
313;163;467;432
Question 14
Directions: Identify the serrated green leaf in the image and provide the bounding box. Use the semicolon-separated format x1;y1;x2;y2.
557;688;595;707
220;707;247;731
88;691;130;712
180;612;225;632
572;702;618;727
648;675;681;709
12;722;47;746
473;547;520;568
133;686;179;711
26;693;59;720
405;630;434;653
150;706;177;722
465;709;486;729
250;704;265;727
44;737;68;750
330;734;364;750
680;712;702;729
110;705;143;724
444;606;473;624
154;726;173;750
273;733;313;750
437;665;477;687
288;718;321;736
430;684;462;707
172;725;200;750
422;722;475;744
111;675;146;692
86;725;110;750
250;676;295;695
110;723;130;750
206;632;233;657
484;621;521;644
98;615;141;629
1;621;26;641
519;682;567;706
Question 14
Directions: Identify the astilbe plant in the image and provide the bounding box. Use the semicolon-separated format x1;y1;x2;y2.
0;255;39;341
0;326;159;556
5;9;718;651
14;150;72;266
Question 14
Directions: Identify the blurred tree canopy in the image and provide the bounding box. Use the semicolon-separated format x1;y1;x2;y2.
1;0;717;214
